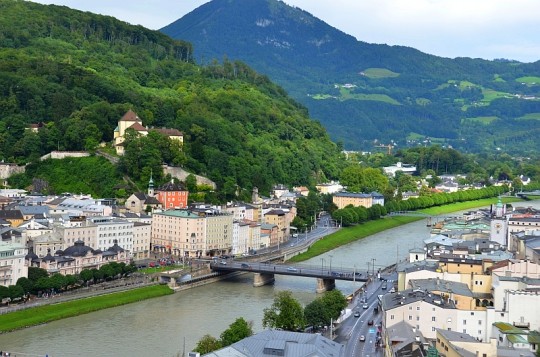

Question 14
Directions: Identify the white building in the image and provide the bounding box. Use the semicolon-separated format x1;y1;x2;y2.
0;240;28;287
232;220;250;256
132;222;151;259
90;217;134;253
383;162;416;177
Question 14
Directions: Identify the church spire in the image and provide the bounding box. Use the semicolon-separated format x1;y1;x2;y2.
148;170;155;196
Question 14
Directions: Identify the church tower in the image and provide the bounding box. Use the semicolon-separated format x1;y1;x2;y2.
148;171;155;197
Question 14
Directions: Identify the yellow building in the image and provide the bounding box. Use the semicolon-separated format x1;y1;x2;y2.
332;192;373;209
436;329;497;357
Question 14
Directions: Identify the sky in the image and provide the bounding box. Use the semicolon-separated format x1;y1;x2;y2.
31;0;540;63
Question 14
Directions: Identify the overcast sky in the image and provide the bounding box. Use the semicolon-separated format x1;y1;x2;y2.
32;0;540;63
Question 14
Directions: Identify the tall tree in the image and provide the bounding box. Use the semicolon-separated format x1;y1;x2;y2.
262;291;305;331
220;317;253;347
194;334;221;354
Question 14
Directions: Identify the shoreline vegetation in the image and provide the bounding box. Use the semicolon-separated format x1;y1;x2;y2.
0;284;172;334
289;197;523;262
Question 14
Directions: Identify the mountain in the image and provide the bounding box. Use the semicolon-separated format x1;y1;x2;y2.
0;0;344;197
161;0;540;155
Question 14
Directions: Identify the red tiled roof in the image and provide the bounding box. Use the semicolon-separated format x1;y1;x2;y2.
120;109;140;122
127;122;148;132
152;128;183;137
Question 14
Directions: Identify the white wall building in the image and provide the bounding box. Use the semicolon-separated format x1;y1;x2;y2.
91;217;133;253
132;222;151;259
0;240;28;287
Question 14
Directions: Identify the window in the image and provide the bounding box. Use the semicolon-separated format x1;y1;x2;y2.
478;320;482;325
463;320;467;325
463;329;467;333
408;315;413;321
417;306;420;311
432;327;436;332
390;315;394;320
432;317;436;322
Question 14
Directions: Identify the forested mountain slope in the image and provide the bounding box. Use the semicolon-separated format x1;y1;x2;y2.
0;0;344;198
162;0;540;154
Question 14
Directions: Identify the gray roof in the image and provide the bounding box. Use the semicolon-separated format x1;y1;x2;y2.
17;205;50;216
386;320;427;356
409;278;475;297
382;288;456;311
203;329;344;357
334;192;372;198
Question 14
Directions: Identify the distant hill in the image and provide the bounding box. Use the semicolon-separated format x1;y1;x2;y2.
0;0;343;197
162;0;540;154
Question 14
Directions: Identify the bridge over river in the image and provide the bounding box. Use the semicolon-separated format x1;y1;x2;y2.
210;260;372;293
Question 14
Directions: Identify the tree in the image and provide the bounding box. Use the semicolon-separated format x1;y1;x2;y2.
28;267;48;282
186;174;197;193
220;318;253;347
304;298;329;328
16;277;33;294
320;290;348;320
194;334;221;354
79;269;94;284
262;291;305;331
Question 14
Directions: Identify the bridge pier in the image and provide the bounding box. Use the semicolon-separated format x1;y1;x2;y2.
316;278;335;293
253;273;275;287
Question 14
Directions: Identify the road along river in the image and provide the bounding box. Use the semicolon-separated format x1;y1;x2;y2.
1;200;537;357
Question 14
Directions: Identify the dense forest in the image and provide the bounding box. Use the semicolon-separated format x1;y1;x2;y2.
0;0;344;198
163;0;540;155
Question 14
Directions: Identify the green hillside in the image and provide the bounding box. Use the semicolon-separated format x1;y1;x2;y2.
162;0;540;155
0;0;344;199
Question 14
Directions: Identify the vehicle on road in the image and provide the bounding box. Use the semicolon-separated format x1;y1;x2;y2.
354;311;360;317
331;271;342;277
363;303;368;309
382;282;387;290
390;287;396;293
286;267;298;272
219;261;227;265
359;335;365;342
241;263;250;268
368;319;374;325
292;233;298;237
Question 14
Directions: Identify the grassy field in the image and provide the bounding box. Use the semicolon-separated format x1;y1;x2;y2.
516;76;540;85
288;197;523;263
361;68;400;79
0;284;173;333
517;113;540;121
462;116;499;125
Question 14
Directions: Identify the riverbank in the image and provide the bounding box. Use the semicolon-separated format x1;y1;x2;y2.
0;284;172;333
289;196;523;262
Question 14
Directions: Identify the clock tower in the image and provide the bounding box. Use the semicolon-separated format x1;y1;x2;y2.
490;197;507;247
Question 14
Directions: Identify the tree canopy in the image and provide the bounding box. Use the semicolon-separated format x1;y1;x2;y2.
262;291;305;331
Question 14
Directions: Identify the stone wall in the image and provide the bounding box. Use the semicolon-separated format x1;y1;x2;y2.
40;151;90;161
162;165;216;189
0;163;26;179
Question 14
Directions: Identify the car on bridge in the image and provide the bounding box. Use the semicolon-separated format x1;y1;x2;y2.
286;267;298;272
241;263;250;269
219;261;227;265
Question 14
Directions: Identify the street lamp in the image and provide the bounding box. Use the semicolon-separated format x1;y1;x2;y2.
320;258;325;274
372;258;376;276
329;254;333;273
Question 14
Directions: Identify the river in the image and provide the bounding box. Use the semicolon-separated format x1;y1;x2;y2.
1;200;537;357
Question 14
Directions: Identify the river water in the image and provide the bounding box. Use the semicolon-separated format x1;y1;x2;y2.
1;200;537;357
